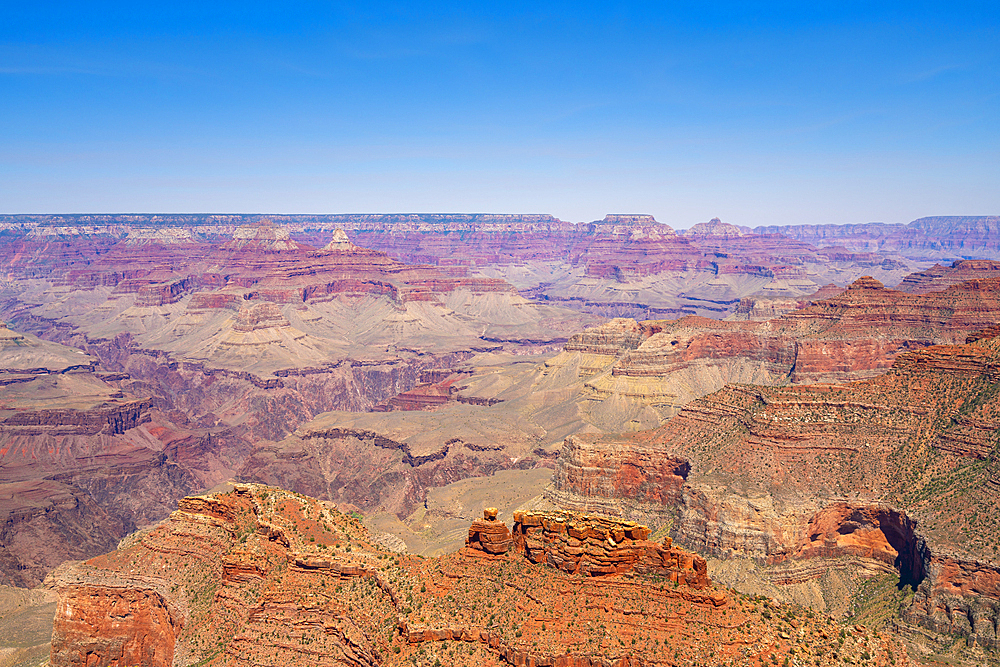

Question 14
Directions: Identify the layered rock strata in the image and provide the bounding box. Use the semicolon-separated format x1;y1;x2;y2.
548;333;1000;649
50;484;911;667
466;507;513;554
756;216;1000;261
548;274;1000;415
0;324;202;585
511;510;711;587
1;213;927;320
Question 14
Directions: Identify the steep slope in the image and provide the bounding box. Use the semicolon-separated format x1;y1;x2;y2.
548;331;1000;652
234;271;1000;563
0;323;200;586
546;274;1000;421
49;485;910;667
0;223;600;585
895;259;1000;293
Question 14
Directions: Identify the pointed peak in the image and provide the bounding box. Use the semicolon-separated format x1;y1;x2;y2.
847;276;885;290
321;228;356;252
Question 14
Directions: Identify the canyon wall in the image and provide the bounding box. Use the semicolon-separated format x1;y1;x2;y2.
547;332;1000;648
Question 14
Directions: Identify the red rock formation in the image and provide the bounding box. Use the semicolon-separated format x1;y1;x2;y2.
232;303;290;332
551;435;689;508
564;274;1000;397
466;507;513;554
51;585;181;667
511;510;711;587
905;553;1000;646
1;398;151;434
896;259;1000;293
1;219;517;310
49;484;908;667
1;214;922;320
385;382;452;410
550;332;1000;647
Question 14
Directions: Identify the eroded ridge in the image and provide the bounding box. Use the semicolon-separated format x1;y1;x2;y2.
49;485;910;667
548;332;1000;651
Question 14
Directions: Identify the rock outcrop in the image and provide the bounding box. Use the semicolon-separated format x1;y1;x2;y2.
511;510;711;587
895;259;1000;293
548;274;1000;415
466;507;512;554
49;484;910;667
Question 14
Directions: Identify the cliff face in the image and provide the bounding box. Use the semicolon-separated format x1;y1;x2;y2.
3;220;515;308
49;484;911;667
552;274;1000;415
510;510;711;587
895;259;1000;293
1;398;150;433
237;423;520;519
551;434;689;509
548;332;1000;648
0;305;492;584
51;584;180;667
0;325;204;586
0;222;590;581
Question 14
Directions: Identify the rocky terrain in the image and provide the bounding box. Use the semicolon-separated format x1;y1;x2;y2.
227;265;1000;567
541;270;1000;417
547;330;1000;659
894;259;1000;293
0;221;604;585
0;213;998;665
48;484;910;667
0;323;200;587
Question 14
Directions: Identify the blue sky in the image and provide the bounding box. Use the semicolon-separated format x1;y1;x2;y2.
1;2;997;227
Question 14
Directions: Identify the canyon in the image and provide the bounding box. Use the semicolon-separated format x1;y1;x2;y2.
757;216;1000;262
1;213;940;321
0;214;999;665
0;220;604;588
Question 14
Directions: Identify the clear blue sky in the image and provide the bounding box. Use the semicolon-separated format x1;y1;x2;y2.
1;1;997;227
